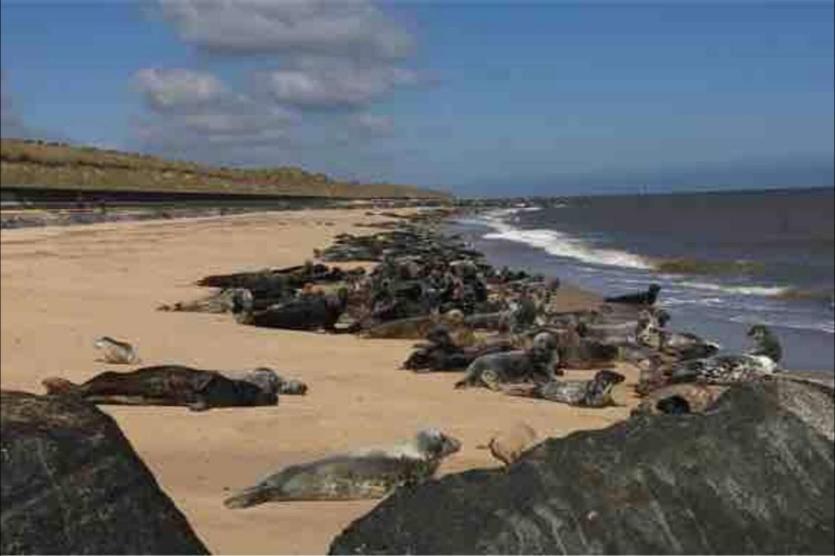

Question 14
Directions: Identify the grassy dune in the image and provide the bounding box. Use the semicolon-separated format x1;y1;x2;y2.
0;139;450;199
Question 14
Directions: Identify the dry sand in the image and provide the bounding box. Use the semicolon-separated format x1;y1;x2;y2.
0;209;640;554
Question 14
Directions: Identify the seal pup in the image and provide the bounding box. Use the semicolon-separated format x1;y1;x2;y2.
486;422;539;468
454;331;559;390
223;429;461;508
604;283;661;306
42;365;277;411
94;336;139;364
503;370;626;408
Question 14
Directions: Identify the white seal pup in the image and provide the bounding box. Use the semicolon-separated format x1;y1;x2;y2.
223;429;461;508
94;336;139;364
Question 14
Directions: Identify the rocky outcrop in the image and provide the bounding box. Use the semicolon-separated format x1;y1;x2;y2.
330;378;835;555
1;390;209;555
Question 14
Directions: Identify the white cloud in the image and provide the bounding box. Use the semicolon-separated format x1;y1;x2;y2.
134;1;426;173
158;0;412;60
134;68;226;111
261;64;417;108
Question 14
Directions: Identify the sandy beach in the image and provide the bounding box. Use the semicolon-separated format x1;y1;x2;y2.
0;209;639;554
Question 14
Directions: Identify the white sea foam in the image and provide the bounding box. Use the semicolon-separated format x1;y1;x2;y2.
729;314;835;335
679;281;792;297
480;210;652;270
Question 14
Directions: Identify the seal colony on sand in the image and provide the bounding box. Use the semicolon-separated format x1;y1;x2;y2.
41;365;307;411
148;208;784;419
223;429;461;508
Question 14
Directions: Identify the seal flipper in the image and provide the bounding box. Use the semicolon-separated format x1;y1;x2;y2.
223;486;274;509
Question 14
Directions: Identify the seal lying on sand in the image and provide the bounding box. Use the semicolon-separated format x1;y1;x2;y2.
42;365;277;411
157;288;254;314
402;326;513;372
655;329;721;361
632;383;728;416
237;289;348;331
454;332;559;390
360;310;470;340
555;326;620;369
94;337;140;364
223;429;461;508
670;354;779;385
669;325;782;385
604;283;661;306
502;370;625;407
222;367;308;396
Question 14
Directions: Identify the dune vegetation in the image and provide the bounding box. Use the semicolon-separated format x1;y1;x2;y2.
0;139;450;199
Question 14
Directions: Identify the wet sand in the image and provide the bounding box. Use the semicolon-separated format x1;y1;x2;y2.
0;209;639;554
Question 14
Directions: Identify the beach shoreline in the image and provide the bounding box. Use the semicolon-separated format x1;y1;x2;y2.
0;208;639;554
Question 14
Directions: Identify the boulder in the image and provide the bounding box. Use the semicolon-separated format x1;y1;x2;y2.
1;390;209;555
330;378;834;555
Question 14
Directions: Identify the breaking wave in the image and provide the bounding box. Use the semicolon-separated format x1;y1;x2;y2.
480;210;652;270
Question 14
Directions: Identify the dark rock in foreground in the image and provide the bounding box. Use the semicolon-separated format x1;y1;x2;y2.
0;390;209;555
330;379;834;555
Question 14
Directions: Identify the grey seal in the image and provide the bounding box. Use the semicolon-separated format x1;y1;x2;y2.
503;369;626;407
454;331;559;390
42;365;277;411
223;429;461;508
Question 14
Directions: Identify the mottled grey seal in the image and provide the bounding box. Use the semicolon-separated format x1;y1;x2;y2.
503;369;626;407
454;331;559;390
669;325;782;385
223;429;461;508
223;367;308;396
632;383;728;416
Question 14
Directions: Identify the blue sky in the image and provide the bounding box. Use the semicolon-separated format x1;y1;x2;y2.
1;1;833;196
